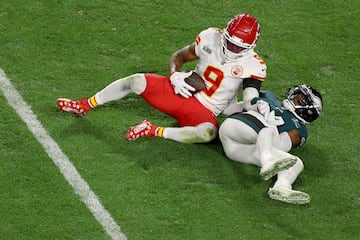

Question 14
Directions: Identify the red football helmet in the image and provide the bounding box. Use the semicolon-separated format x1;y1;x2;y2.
222;14;261;60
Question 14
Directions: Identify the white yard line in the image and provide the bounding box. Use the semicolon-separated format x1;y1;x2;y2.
0;69;127;240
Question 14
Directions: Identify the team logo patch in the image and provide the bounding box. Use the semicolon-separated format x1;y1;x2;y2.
202;45;212;54
231;65;243;78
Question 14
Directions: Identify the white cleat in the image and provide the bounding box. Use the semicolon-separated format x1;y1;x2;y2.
260;156;297;180
268;187;310;204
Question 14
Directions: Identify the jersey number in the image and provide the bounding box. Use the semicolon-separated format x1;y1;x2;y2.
203;66;224;97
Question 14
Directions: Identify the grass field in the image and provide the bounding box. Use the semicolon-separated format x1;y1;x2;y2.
1;1;360;239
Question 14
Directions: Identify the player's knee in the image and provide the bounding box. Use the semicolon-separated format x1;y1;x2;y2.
128;73;146;94
196;122;217;142
218;118;232;140
218;127;236;158
221;141;236;159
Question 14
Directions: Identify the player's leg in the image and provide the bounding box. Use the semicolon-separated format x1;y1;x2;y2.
219;117;261;166
257;127;297;180
57;72;217;143
57;73;147;117
268;157;310;204
93;73;146;104
126;120;218;143
161;122;217;143
161;99;219;143
126;74;219;143
126;107;218;143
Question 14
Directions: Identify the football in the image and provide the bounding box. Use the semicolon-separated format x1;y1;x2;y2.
184;71;206;92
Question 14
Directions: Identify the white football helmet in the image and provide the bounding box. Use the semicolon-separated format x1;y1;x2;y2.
282;85;323;123
221;13;261;61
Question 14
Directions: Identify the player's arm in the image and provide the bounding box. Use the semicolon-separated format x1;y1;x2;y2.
168;43;199;98
169;42;198;74
287;129;301;148
223;78;262;115
242;78;262;111
273;130;301;152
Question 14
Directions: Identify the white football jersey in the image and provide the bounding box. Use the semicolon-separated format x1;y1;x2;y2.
193;27;267;116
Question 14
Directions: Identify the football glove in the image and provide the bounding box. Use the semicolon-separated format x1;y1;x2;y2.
169;71;196;98
257;100;284;126
257;100;270;119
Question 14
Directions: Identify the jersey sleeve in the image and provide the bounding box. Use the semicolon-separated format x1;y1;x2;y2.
242;52;267;81
194;34;201;57
194;27;222;57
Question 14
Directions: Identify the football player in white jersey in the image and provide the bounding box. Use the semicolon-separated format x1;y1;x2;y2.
57;13;267;144
219;85;323;204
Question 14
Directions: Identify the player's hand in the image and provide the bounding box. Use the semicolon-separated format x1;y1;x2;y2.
266;110;285;126
169;71;196;98
257;100;270;118
257;100;284;126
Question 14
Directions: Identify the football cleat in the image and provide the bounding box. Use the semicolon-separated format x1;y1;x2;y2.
57;98;92;118
260;156;297;180
125;119;158;141
268;187;310;204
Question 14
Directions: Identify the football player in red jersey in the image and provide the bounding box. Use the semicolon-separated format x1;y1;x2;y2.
57;14;267;143
219;85;323;204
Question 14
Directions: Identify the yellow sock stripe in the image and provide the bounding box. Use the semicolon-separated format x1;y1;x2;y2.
157;127;164;138
89;96;98;108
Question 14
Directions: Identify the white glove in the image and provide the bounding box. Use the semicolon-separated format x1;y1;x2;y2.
257;100;270;119
257;100;284;126
266;110;285;126
169;71;196;98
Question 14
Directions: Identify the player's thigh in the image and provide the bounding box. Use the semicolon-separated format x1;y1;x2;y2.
142;74;218;127
141;74;188;114
219;117;258;144
176;103;218;127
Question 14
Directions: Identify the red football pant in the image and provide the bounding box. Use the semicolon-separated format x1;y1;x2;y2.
141;74;218;128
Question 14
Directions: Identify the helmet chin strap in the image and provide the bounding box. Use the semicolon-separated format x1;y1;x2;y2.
282;99;308;124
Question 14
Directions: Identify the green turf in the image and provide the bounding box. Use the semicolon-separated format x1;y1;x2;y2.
1;1;359;239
